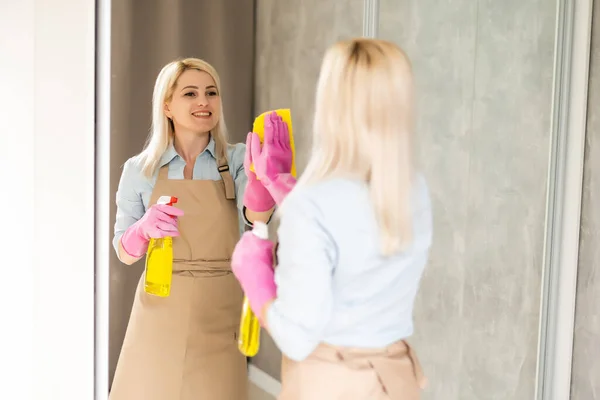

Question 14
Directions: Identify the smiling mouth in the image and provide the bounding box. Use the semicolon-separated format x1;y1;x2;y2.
192;111;212;118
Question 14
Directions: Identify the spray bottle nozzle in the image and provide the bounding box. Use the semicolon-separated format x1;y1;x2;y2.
157;195;178;206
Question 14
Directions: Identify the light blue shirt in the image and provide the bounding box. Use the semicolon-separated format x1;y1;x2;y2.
112;138;249;255
267;174;433;361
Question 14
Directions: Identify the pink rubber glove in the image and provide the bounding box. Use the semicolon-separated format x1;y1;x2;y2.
120;204;184;258
249;112;296;205
231;231;277;322
243;132;277;212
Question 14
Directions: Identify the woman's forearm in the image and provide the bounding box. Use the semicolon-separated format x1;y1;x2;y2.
118;239;144;265
260;299;275;331
245;207;275;224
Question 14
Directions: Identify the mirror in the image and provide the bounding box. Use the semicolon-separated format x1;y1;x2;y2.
101;0;593;399
107;0;256;394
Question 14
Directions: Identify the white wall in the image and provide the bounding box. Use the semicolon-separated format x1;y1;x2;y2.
0;0;96;399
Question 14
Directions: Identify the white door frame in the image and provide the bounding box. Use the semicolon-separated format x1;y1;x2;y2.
96;0;112;398
536;0;593;398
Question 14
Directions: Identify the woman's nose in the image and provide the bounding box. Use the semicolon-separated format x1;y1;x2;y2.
196;95;208;106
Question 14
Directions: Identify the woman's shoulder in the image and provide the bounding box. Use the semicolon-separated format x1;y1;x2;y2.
226;142;246;169
283;174;431;218
281;179;360;218
292;178;368;204
122;154;144;172
120;154;151;182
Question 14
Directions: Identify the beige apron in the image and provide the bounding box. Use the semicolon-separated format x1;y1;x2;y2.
110;148;248;400
279;340;426;400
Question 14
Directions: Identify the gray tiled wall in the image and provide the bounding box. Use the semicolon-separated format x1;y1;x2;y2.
379;1;556;399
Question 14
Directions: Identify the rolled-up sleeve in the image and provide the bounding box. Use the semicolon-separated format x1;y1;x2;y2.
112;159;146;257
267;193;338;361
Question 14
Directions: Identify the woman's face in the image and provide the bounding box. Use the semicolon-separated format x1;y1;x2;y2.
164;69;221;135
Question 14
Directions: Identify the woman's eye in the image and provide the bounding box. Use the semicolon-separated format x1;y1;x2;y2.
207;91;218;96
184;92;196;97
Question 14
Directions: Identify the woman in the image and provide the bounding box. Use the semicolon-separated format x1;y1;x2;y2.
109;58;284;400
231;39;432;399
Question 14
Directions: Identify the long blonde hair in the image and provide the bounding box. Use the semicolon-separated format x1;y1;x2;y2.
297;38;415;256
137;58;229;178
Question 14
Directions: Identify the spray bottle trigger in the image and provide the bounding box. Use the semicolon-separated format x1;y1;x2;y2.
156;196;179;219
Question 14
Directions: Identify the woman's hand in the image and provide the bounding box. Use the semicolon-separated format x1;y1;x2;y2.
249;112;296;204
243;132;276;213
231;231;277;322
120;203;184;258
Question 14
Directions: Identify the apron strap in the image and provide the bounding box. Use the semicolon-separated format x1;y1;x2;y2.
217;163;236;200
214;141;236;200
158;165;169;180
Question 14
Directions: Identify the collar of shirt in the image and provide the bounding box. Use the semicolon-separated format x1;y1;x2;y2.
158;137;217;168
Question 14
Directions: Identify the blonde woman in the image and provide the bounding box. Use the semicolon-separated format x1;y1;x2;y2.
231;39;432;399
109;58;284;400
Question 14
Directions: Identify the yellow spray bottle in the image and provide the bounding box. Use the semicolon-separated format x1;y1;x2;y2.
238;221;269;357
238;109;296;357
144;195;178;297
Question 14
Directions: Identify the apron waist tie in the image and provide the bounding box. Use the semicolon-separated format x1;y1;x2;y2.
173;259;232;275
315;340;427;395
